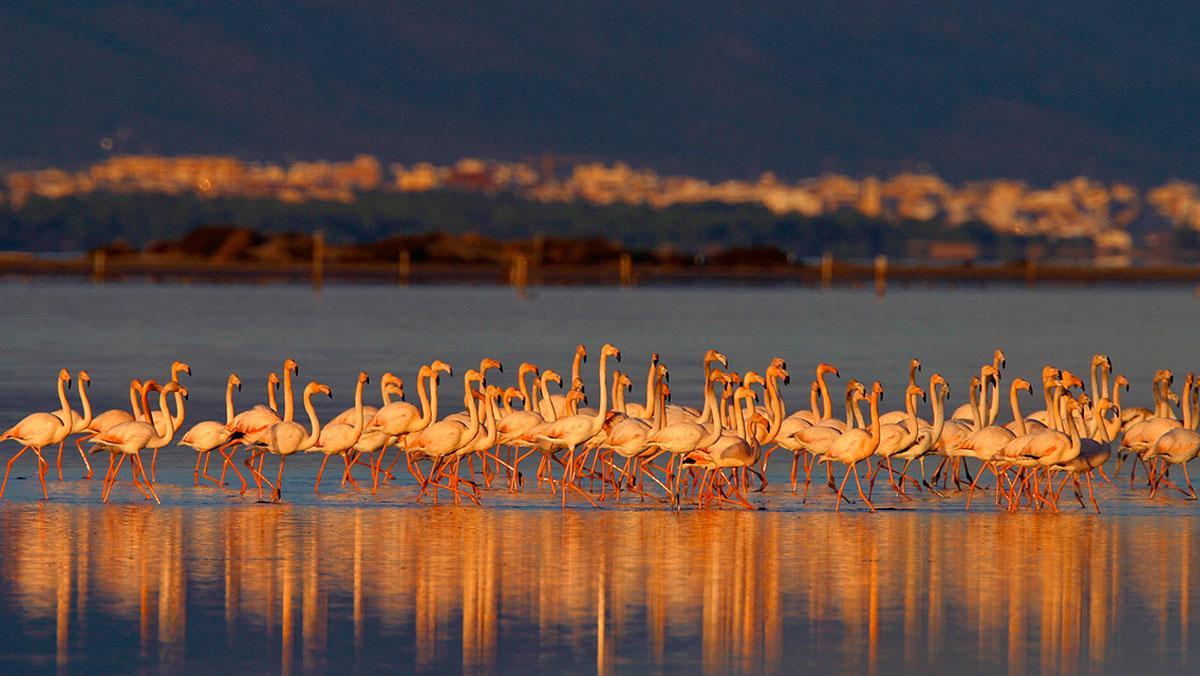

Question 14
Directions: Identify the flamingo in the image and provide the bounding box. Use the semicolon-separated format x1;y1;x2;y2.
535;343;620;507
408;369;485;504
892;374;949;494
644;367;726;506
309;371;370;493
178;373;241;486
243;380;332;502
0;369;74;500
822;381;884;511
785;380;866;498
55;369;95;480
90;381;187;504
962;378;1033;509
371;360;452;489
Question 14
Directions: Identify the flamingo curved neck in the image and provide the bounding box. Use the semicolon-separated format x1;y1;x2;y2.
519;369;533;412
267;379;278;413
128;383;142;418
698;384;724;447
1010;386;1026;436
968;381;981;430
300;389;322;448
817;370;833;420
56;377;70;420
283;368;295;422
929;384;947;440
538;376;558;422
148;389;177;448
224;379;237;425
351;378;367;438
643;360;657;416
77;379;93;429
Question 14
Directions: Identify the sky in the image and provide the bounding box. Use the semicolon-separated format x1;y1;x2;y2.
2;1;1199;184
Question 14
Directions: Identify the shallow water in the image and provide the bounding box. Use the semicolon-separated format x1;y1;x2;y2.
1;282;1200;673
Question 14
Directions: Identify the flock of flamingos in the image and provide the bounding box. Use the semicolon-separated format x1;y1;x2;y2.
1;346;1198;512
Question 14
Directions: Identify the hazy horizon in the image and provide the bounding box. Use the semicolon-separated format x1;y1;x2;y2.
4;2;1199;184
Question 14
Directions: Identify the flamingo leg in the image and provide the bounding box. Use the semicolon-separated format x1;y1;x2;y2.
56;441;65;481
1085;472;1101;512
314;455;331;493
0;446;30;499
193;452;203;486
272;456;286;502
30;447;49;499
150;447;159;482
73;438;93;479
834;462;854;512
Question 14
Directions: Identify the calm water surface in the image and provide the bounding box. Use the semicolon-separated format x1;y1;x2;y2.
1;282;1199;673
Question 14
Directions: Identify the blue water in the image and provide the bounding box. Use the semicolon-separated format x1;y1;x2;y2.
0;282;1198;673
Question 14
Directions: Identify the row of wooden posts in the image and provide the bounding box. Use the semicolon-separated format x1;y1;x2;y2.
87;228;1048;294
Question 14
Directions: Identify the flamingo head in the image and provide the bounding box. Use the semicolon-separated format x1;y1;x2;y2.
618;373;633;391
817;363;840;379
571;377;585;394
1114;374;1130;391
58;368;72;389
1012;377;1033;395
357;371;370;386
463;369;483;386
430;360;453;376
993;349;1006;370
700;353;729;367
172;361;192;378
662;382;671;402
78;370;91;385
744;371;766;387
229;373;242;391
810;381;820;395
268;372;281;389
519;362;539;377
872;381;885;401
1041;366;1060;384
650;353;660;364
543;369;563;388
283;358;299;376
1061;370;1084;391
503;387;524;405
657;364;669;382
602;343;621;362
308;382;333;399
480;358;502;375
767;363;790;386
911;358;922;372
982;365;1000;382
576;344;588;363
908;384;926;402
380;372;402;389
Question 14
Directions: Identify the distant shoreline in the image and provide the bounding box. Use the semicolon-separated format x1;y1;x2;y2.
4;255;1200;288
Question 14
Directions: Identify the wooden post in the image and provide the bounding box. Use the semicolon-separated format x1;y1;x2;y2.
398;249;411;285
92;250;106;283
510;254;529;298
821;252;833;289
619;253;633;287
312;229;325;290
874;254;887;297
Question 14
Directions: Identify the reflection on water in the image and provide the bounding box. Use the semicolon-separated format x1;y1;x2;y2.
1;505;1198;673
